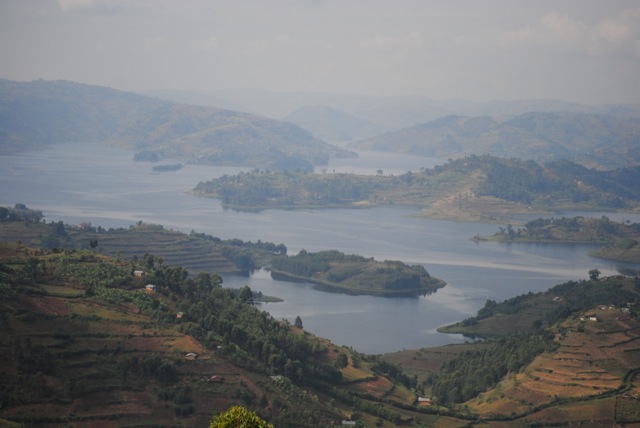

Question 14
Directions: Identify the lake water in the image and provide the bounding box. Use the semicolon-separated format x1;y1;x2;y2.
1;142;639;354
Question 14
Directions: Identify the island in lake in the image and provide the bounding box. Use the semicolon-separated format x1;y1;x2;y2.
270;249;445;297
472;215;640;264
191;155;640;224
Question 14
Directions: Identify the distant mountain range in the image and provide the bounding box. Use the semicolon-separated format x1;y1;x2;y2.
0;79;353;170
144;88;640;169
2;79;639;171
351;112;640;170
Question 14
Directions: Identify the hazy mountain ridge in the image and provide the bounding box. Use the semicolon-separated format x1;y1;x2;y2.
352;111;640;170
0;79;353;169
145;88;603;125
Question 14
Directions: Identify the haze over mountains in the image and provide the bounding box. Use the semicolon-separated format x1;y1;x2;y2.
1;79;639;172
0;79;352;171
146;86;640;170
146;87;610;136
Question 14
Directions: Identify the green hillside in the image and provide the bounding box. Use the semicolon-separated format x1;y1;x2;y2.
386;275;640;425
3;210;640;425
0;242;481;427
0;79;353;170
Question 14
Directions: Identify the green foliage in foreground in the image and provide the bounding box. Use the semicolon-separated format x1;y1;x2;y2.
210;406;273;428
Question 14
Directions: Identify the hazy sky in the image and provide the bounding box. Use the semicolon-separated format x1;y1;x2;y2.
1;0;639;104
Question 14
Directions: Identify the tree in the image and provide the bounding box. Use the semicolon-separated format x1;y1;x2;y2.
589;269;601;281
335;351;349;369
89;239;99;249
294;315;303;329
239;285;254;304
210;406;273;428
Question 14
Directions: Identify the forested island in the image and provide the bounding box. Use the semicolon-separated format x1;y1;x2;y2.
474;215;640;264
270;249;444;297
192;155;640;223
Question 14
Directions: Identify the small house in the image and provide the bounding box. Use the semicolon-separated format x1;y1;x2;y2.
133;270;145;277
176;312;184;319
145;284;157;293
418;397;432;405
185;352;197;360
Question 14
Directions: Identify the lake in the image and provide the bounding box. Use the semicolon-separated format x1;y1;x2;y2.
1;142;639;354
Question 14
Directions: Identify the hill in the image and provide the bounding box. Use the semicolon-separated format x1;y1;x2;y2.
192;155;640;224
0;79;354;170
351;111;640;170
0;242;495;427
0;243;356;426
385;275;640;425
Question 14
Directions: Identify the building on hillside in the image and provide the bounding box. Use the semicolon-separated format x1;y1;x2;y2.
133;270;145;277
418;397;432;405
145;284;157;293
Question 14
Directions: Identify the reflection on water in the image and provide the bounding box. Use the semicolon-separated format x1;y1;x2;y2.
1;143;640;353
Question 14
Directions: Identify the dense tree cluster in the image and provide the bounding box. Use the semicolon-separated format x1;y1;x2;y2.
132;254;342;384
492;215;635;242
427;332;556;404
270;249;441;295
193;169;385;208
0;204;44;223
189;231;287;255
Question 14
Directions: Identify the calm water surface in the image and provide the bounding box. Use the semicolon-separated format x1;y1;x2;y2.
1;143;639;354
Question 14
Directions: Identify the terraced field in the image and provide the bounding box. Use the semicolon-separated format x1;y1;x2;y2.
468;308;640;424
72;226;239;274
